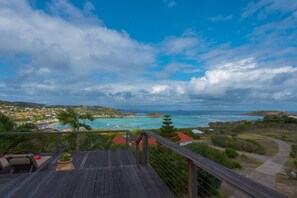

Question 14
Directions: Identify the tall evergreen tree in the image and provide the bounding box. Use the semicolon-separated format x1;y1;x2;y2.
160;115;176;137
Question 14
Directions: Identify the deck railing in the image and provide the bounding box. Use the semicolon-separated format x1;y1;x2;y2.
0;130;132;156
133;130;286;198
0;130;286;198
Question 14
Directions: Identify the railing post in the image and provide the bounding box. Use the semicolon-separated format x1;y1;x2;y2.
188;160;197;198
142;134;148;166
135;144;140;164
126;131;129;149
55;134;61;153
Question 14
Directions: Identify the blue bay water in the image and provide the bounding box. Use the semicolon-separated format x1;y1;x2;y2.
53;111;263;130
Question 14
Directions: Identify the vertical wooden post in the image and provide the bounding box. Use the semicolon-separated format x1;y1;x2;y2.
76;133;80;151
142;134;148;166
55;134;61;153
188;160;197;198
135;144;140;164
126;132;129;149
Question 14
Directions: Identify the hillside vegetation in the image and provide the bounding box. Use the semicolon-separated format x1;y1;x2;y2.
244;110;296;116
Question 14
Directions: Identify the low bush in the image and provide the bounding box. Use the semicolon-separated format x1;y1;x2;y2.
290;144;297;158
211;135;265;155
294;159;297;168
260;115;297;124
185;143;242;169
225;148;238;159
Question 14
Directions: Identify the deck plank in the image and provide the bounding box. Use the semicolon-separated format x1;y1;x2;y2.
0;150;173;198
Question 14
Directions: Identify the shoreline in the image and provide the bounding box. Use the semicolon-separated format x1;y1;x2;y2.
50;114;262;131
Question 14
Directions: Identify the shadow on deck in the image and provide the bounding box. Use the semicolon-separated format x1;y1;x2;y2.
0;150;173;198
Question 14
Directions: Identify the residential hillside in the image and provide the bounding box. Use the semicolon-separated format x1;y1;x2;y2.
0;99;127;122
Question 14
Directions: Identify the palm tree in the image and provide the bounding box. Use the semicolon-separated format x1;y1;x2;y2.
56;108;94;150
0;112;17;132
0;112;38;132
0;112;38;155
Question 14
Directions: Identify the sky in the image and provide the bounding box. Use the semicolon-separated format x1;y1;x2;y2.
0;0;297;111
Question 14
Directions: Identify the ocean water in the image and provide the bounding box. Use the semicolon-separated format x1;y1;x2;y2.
53;111;263;130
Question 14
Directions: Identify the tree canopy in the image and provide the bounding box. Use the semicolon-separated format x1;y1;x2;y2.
160;115;176;137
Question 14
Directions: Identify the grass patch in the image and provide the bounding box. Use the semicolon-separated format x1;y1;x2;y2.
211;135;266;155
185;143;242;169
247;128;297;144
238;133;278;156
276;173;297;197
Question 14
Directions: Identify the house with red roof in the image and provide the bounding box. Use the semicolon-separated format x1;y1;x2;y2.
177;132;193;146
112;134;126;145
137;137;157;147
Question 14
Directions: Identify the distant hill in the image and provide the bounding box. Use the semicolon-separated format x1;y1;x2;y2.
244;110;296;116
0;100;122;115
0;100;45;108
148;112;165;118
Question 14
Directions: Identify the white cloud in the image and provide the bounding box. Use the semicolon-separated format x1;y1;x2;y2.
188;58;297;103
0;0;297;110
241;0;297;19
164;0;176;8
154;62;200;78
161;36;202;55
151;85;168;94
208;15;233;22
0;0;156;80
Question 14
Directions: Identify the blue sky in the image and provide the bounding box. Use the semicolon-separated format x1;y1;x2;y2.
0;0;297;110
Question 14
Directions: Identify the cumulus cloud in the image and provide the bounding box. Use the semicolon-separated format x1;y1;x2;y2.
188;58;297;104
0;0;155;83
0;0;297;110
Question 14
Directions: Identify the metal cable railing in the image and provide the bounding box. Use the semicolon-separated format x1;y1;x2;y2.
135;130;286;198
149;145;188;197
0;130;132;157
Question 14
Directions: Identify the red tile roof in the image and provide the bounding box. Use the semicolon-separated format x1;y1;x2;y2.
112;134;126;145
139;137;157;146
177;132;193;142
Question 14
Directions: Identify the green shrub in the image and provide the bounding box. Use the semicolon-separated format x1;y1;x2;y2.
290;144;297;158
225;148;238;159
185;143;242;169
211;135;265;155
294;159;297;168
232;122;250;133
60;152;71;162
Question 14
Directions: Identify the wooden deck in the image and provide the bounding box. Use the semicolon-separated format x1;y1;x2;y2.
0;150;173;198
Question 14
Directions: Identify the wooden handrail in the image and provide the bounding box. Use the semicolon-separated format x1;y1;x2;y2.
136;130;286;198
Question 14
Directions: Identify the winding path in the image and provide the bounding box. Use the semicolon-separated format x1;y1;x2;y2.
247;136;290;189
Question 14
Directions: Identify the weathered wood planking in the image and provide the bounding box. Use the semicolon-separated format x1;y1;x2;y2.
0;165;173;198
0;150;173;198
